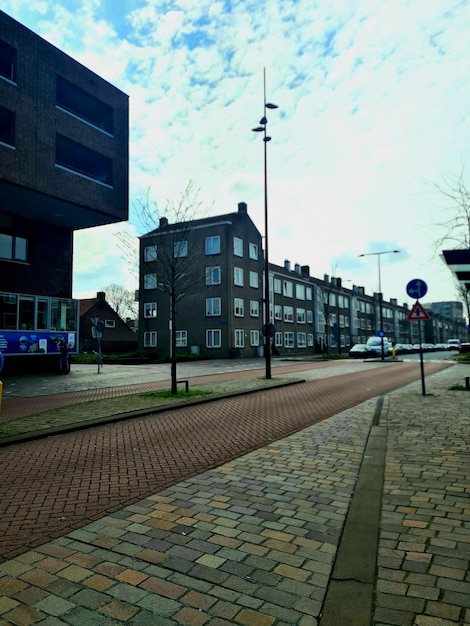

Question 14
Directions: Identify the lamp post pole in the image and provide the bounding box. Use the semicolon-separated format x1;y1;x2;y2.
252;68;278;379
358;250;400;360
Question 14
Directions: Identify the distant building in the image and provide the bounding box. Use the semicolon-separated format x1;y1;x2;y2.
0;10;128;372
80;292;137;354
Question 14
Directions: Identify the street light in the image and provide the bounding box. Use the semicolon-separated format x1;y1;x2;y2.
358;250;400;360
252;68;279;379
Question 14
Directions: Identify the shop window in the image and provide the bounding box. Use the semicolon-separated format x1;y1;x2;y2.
0;293;17;329
56;134;113;186
56;76;113;134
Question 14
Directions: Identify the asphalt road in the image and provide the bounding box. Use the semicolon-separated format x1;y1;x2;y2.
0;359;449;562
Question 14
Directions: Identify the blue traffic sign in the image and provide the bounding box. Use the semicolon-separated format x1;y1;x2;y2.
406;279;427;300
376;330;385;337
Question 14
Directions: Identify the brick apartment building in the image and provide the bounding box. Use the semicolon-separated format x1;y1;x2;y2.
0;10;128;372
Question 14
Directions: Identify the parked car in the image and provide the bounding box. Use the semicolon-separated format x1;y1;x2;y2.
365;336;391;357
434;343;447;351
393;343;413;355
447;339;461;351
349;344;376;359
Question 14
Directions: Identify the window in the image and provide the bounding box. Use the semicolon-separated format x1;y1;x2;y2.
275;332;283;347
174;240;187;258
307;310;313;324
0;41;16;83
176;330;187;347
250;330;260;346
283;281;293;297
249;271;258;288
297;332;306;348
274;305;282;320
0;106;15;147
0;233;27;261
234;298;244;317
274;279;282;294
234;267;244;286
250;300;259;317
249;243;258;260
0;293;17;329
56;134;113;186
56;76;113;134
284;332;294;348
206;297;221;316
19;297;34;330
206;329;221;348
104;319;115;328
205;235;220;255
296;308;306;324
234;329;244;348
144;302;157;318
144;331;157;347
50;298;76;332
233;237;243;257
206;266;221;285
144;245;157;262
307;333;314;347
329;293;336;306
306;287;313;300
144;273;157;289
296;284;305;300
36;300;48;330
284;306;294;322
339;314;345;328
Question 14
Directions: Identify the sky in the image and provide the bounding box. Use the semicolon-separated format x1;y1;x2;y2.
3;0;469;307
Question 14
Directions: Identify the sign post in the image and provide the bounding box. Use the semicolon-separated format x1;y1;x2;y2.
406;280;429;396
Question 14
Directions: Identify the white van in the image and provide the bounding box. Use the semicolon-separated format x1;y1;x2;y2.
366;336;391;357
447;339;461;351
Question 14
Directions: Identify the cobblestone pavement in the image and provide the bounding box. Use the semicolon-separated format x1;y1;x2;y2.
0;359;468;625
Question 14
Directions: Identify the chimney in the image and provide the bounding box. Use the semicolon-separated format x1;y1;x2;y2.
238;202;247;213
284;259;291;272
159;217;168;228
97;291;106;301
324;274;329;284
294;263;301;274
301;265;310;277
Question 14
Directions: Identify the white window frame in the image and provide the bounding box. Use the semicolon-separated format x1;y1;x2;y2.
249;243;258;260
234;297;244;317
283;281;293;297
284;305;294;322
206;297;221;316
274;304;282;320
250;329;260;346
144;331;157;347
144;245;157;262
144;273;157;290
104;319;115;328
234;267;244;286
175;330;187;347
296;284;305;300
296;308;306;324
234;329;244;348
307;333;314;347
306;310;313;324
274;278;282;294
205;235;220;255
233;237;243;257
284;332;294;348
174;240;188;258
206;266;221;285
297;332;307;348
206;329;221;348
250;300;259;317
275;331;283;347
144;302;157;318
249;271;258;288
306;286;313;300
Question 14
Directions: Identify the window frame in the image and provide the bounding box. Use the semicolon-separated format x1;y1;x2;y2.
144;245;157;262
233;237;243;257
206;297;221;317
234;297;244;317
234;328;244;348
206;328;221;348
144;302;157;318
144;331;157;347
249;242;258;260
206;266;221;285
205;235;220;255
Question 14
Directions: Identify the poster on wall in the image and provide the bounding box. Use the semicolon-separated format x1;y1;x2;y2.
0;331;77;356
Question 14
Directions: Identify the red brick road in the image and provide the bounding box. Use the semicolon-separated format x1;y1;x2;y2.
0;360;449;562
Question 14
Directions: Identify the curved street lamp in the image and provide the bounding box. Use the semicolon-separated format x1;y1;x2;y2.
252;69;278;379
358;250;400;360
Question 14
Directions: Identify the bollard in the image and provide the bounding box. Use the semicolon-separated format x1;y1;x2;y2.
466;377;470;390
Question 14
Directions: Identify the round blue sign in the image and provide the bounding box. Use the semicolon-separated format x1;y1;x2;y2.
406;279;427;300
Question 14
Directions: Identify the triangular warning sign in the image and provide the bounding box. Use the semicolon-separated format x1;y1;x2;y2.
407;301;430;321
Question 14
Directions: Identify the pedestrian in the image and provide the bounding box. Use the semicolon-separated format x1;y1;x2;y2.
58;340;69;374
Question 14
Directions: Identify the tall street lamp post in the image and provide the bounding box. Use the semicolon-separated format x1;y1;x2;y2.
358;250;400;360
252;68;278;379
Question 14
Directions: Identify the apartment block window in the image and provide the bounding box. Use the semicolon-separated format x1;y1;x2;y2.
274;304;282;320
250;330;260;346
283;281;293;297
206;297;221;316
296;284;305;300
296;308;306;324
176;330;187;347
234;298;244;317
56;76;113;134
306;286;313;300
275;332;283;347
144;331;157;347
249;271;258;288
307;310;313;324
0;106;15;147
339;314;345;328
307;333;314;346
174;240;187;258
206;266;221;285
250;300;259;317
297;332;307;348
0;41;17;83
234;329;244;348
283;305;294;322
233;237;243;257
329;293;336;306
0;233;27;262
144;273;157;289
234;267;244;287
284;332;294;348
249;243;258;260
274;279;282;294
318;312;326;332
144;245;157;262
144;302;157;318
205;235;220;255
206;329;221;348
56;134;113;186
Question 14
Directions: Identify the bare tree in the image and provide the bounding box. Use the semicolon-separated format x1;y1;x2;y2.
123;181;210;394
101;284;137;320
